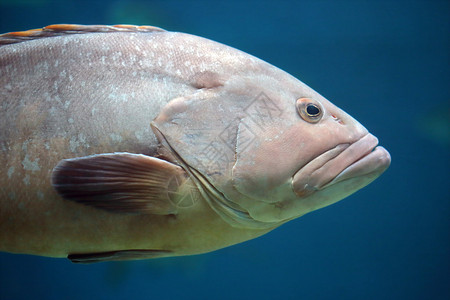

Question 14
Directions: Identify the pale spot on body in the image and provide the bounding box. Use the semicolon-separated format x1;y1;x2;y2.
23;174;30;186
134;129;149;142
110;133;123;143
69;133;89;153
7;166;15;179
4;84;12;91
49;106;58;117
22;155;41;172
37;190;44;200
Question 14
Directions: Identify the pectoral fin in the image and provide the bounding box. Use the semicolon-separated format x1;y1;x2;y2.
68;249;172;264
52;153;186;214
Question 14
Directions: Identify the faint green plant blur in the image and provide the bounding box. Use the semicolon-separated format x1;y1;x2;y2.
106;0;170;28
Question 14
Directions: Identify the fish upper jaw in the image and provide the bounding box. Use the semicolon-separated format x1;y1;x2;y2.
292;133;391;197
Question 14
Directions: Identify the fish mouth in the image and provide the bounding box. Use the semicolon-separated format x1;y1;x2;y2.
292;133;391;197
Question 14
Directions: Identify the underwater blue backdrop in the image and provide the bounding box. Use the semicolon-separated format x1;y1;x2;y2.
0;1;449;299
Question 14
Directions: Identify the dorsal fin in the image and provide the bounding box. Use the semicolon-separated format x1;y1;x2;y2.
0;24;165;46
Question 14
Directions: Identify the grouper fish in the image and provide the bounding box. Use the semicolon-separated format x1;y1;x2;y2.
0;24;391;263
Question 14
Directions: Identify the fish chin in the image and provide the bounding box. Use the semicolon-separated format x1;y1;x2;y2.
292;133;391;200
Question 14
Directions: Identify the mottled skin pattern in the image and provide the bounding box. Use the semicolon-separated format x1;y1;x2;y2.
0;30;273;258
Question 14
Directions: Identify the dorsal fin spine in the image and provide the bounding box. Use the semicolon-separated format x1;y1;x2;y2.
0;24;165;46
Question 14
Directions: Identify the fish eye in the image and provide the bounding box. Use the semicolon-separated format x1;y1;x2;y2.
306;104;320;116
296;98;323;123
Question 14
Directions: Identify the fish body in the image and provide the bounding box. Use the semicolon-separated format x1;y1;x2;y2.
0;25;390;263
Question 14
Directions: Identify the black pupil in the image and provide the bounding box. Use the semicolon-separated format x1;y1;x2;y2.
306;104;320;116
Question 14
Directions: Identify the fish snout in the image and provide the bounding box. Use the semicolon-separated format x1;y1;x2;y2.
329;107;369;142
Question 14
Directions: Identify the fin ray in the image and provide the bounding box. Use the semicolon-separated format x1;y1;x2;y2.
68;249;171;263
0;24;165;46
52;152;186;215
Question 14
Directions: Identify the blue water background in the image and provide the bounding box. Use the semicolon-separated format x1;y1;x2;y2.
0;1;449;299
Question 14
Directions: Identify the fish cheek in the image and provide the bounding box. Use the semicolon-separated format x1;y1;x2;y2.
231;121;307;205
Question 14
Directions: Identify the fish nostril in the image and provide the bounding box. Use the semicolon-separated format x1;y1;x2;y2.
331;114;344;125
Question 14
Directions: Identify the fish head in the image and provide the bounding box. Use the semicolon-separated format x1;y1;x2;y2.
152;56;390;228
229;78;391;224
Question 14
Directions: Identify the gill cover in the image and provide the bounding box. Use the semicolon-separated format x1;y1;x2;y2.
151;80;297;228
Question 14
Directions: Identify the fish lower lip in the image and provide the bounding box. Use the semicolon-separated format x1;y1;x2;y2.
321;145;391;189
292;133;390;196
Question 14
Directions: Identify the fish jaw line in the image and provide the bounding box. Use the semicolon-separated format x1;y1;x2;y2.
292;133;389;197
322;145;390;189
291;143;351;197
